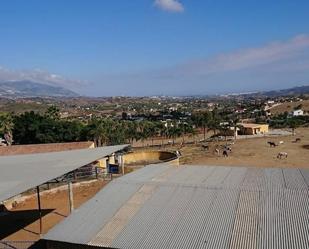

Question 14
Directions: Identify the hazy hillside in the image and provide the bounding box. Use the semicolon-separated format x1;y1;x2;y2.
262;85;309;97
270;99;309;115
0;80;78;98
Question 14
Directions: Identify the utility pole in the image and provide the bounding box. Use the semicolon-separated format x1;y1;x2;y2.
68;181;74;213
36;186;42;236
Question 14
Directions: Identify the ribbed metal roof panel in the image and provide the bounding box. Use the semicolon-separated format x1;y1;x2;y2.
0;144;128;202
44;165;309;249
43;180;142;244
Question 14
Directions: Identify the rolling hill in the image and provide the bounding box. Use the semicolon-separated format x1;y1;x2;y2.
262;85;309;97
0;80;78;98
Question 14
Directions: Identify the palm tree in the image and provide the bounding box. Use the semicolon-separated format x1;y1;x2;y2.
156;122;166;145
146;121;159;147
287;118;299;136
136;121;148;146
208;109;222;136
230;115;240;140
122;120;134;144
179;121;194;144
168;122;181;145
192;112;210;141
218;123;230;141
88;119;107;147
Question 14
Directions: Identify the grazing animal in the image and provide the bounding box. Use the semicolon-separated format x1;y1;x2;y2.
215;148;220;155
221;144;232;150
295;138;301;143
175;150;182;157
268;141;277;147
226;146;232;152
202;144;209;150
277;152;288;159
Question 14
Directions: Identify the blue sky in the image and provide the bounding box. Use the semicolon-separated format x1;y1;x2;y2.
1;0;309;96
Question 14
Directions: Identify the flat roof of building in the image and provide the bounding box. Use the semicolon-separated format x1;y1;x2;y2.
0;141;94;156
0;144;128;203
44;164;309;249
240;123;268;128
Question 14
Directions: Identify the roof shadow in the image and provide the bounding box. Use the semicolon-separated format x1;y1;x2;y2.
0;208;54;240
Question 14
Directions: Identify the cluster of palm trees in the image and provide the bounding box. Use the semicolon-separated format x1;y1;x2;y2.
84;109;241;147
192;110;223;139
192;110;241;140
84;118;196;147
0;107;241;146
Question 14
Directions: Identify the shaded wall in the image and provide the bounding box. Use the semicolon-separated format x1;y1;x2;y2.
123;151;179;166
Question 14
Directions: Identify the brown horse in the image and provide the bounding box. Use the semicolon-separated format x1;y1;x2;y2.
268;141;277;147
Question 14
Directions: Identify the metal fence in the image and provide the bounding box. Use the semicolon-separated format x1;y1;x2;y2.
62;165;109;181
0;241;35;249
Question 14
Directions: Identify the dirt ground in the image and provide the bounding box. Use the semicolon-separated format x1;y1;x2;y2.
179;128;309;168
0;179;109;241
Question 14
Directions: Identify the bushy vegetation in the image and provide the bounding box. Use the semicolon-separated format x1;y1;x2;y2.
270;113;309;130
5;102;306;146
0;107;196;146
0;106;238;146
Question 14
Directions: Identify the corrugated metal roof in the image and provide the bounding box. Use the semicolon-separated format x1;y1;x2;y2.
0;144;128;203
44;164;309;249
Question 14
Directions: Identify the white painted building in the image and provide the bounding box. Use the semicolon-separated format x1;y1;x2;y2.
292;109;304;116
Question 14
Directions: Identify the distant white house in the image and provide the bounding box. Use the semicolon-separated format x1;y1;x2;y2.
292;109;304;116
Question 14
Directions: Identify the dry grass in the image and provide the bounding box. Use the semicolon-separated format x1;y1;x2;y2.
270;100;309;115
178;128;309;168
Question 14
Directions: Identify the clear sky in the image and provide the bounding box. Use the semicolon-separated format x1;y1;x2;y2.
1;0;309;96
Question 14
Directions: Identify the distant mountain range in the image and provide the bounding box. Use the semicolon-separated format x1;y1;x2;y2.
0;80;78;98
227;85;309;98
0;80;308;99
260;85;309;97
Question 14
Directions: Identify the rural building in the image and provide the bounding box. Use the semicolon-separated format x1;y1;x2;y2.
43;163;309;249
292;109;304;116
239;123;269;135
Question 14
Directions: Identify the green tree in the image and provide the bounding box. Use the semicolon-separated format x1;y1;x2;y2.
45;106;60;120
229;115;240;140
85;118;109;146
13;111;82;144
0;113;14;145
218;123;230;141
167;122;181;145
287;118;299;136
13;111;55;144
179;121;194;144
192;112;210;141
208;108;222;136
